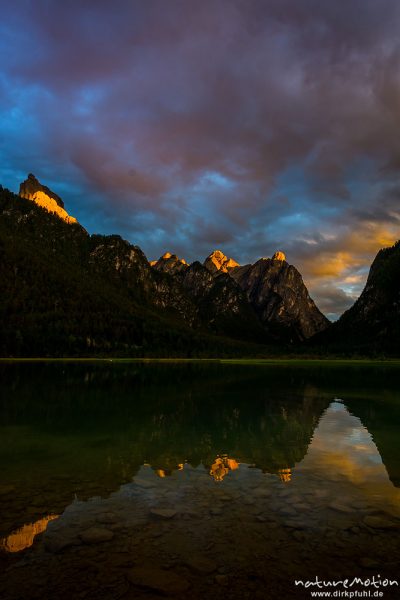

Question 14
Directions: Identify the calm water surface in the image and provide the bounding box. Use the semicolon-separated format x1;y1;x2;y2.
1;362;400;599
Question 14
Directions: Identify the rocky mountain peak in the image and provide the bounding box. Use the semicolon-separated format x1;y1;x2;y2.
272;251;286;261
19;174;77;224
20;173;64;208
204;250;239;274
151;252;188;274
229;255;329;341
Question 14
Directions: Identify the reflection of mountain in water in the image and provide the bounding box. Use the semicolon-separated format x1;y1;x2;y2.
0;363;329;532
344;397;400;488
208;455;240;481
297;401;394;489
0;515;58;553
1;362;399;539
2;401;398;555
140;389;329;477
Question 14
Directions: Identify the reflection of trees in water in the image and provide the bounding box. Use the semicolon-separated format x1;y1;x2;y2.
0;363;331;486
1;361;399;538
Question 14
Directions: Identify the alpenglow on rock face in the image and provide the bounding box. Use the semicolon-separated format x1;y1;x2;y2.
150;252;188;275
272;251;286;261
204;250;239;274
3;173;330;352
19;174;77;224
152;252;266;341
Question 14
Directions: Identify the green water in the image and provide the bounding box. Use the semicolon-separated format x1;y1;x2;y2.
1;362;400;599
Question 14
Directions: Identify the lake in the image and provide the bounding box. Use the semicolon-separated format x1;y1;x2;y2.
1;361;400;599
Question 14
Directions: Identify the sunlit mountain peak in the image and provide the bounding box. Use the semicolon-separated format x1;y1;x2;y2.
204;250;239;274
19;174;77;224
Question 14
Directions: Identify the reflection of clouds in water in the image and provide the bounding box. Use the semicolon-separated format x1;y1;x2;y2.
298;401;390;485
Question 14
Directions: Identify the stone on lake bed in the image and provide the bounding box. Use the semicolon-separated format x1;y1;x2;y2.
96;512;118;524
287;495;303;504
80;527;115;544
329;502;354;514
252;488;271;498
183;556;217;574
150;508;177;519
243;498;255;506
0;484;15;496
334;519;356;531
293;503;310;511
44;533;82;553
133;477;157;488
128;566;190;595
313;489;328;499
359;557;380;569
279;507;297;517
363;516;400;530
210;508;223;516
215;574;229;585
283;520;305;530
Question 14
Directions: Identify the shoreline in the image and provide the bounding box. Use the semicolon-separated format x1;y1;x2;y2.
1;357;400;366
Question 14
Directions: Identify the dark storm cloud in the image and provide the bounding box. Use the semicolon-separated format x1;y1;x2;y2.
1;0;400;317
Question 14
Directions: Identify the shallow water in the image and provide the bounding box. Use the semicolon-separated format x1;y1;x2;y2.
1;362;400;599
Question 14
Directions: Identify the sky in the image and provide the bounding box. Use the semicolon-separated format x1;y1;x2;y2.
1;0;400;320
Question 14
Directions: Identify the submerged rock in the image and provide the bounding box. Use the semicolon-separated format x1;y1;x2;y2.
150;508;177;519
363;516;400;530
183;556;216;574
128;566;190;595
359;557;380;569
329;502;354;514
44;533;81;553
80;527;114;544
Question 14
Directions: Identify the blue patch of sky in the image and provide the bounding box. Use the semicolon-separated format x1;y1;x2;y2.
200;171;235;189
192;170;236;194
271;163;343;219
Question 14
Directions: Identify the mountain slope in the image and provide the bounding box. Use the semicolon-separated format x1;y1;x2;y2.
0;174;332;356
313;241;400;354
0;182;270;356
203;250;329;342
151;254;268;342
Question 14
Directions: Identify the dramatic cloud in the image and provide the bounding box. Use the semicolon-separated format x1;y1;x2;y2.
1;0;400;319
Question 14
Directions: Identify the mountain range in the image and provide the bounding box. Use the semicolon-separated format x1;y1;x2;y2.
0;174;398;356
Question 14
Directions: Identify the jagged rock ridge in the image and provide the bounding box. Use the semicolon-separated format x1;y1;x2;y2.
228;255;329;341
150;252;188;275
151;252;266;341
1;173;329;354
199;249;328;341
204;250;239;274
0;181;270;356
